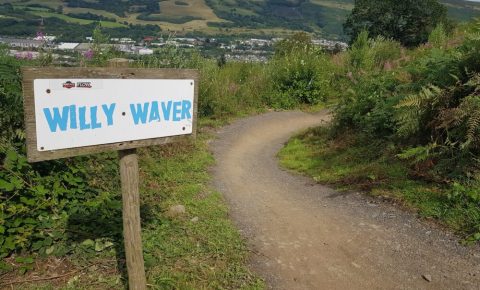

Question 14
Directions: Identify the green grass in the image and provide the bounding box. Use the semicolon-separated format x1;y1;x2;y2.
278;127;480;241
1;125;264;289
30;11;126;28
138;133;263;289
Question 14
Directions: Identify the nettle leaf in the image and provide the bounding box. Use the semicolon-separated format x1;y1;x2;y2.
6;150;17;162
20;197;35;206
0;179;14;191
3;237;15;250
33;185;49;197
0;261;13;271
23;218;36;224
31;240;43;251
11;177;24;190
94;239;114;252
81;239;95;248
43;237;53;246
45;245;55;255
15;256;34;264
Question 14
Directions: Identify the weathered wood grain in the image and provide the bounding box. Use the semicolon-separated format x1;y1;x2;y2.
119;148;146;290
22;66;199;162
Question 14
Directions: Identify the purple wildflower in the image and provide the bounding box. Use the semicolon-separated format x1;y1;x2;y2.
36;31;45;40
83;49;94;60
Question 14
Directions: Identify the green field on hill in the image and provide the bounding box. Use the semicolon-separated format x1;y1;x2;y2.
0;0;479;38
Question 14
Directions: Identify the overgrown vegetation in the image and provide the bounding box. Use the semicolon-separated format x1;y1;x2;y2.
280;21;480;242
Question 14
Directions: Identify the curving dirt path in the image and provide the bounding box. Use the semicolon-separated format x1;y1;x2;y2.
211;111;480;290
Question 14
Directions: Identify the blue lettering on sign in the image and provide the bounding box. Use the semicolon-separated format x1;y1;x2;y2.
69;105;77;129
130;100;192;124
42;99;192;132
181;100;192;119
102;103;116;126
149;101;161;122
43;106;69;132
43;103;117;133
90;106;102;129
161;101;172;121
130;103;149;125
79;106;91;130
172;101;182;121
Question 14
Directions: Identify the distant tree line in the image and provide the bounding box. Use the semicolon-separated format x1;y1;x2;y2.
66;12;117;23
136;14;203;24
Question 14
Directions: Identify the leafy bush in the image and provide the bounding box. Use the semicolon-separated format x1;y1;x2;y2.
268;33;337;108
199;61;269;117
333;20;480;184
0;52;121;259
334;72;401;137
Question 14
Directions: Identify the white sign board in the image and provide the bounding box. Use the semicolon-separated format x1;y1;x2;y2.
33;79;195;151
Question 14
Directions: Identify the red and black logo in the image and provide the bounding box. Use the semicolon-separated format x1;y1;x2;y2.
62;81;75;89
77;82;92;88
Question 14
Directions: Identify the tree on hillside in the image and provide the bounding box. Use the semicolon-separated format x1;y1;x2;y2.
344;0;449;47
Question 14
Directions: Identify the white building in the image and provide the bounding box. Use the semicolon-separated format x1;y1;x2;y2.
0;38;44;48
57;43;80;50
138;48;154;55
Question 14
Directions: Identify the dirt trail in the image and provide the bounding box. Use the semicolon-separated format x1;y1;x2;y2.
211;111;480;290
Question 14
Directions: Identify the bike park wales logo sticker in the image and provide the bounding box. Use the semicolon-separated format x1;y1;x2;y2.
62;81;92;89
62;81;75;89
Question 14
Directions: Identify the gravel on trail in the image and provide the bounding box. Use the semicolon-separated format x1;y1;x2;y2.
211;111;480;290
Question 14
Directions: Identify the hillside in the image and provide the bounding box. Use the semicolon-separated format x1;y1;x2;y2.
0;0;479;40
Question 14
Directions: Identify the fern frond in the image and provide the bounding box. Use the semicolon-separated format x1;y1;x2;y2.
466;112;480;145
396;85;441;108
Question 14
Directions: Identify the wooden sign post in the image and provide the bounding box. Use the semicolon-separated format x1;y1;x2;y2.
21;60;199;290
110;58;145;290
119;148;145;289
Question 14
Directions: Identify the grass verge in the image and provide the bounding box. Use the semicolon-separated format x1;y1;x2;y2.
278;126;480;242
0;123;264;289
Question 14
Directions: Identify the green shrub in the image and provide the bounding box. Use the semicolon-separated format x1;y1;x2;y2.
428;23;448;49
334;72;401;137
334;20;480;182
348;31;403;71
348;30;376;70
199;61;269;117
0;53;121;259
269;47;335;108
